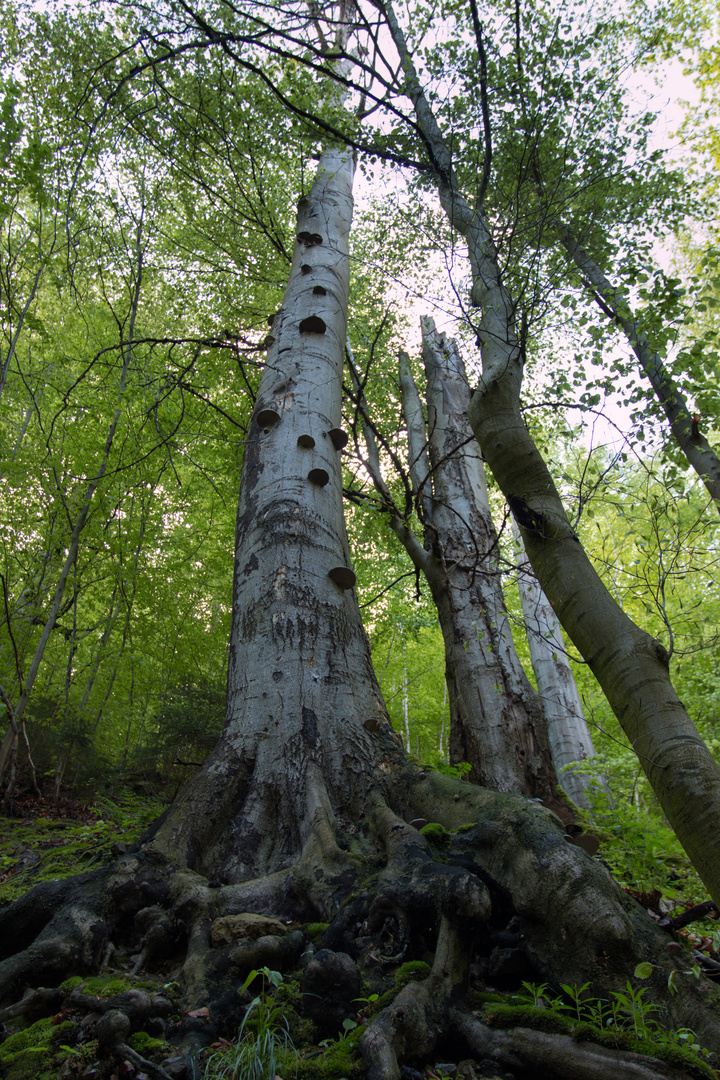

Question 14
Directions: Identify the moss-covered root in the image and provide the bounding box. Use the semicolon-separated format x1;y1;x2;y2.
364;792;490;948
358;790;490;1078
359;917;468;1080
450;1008;708;1080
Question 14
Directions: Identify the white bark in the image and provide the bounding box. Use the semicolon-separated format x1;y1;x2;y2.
417;319;555;795
151;148;402;881
514;523;598;808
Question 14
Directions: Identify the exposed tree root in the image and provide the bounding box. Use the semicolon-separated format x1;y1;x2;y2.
1;772;720;1079
450;1007;705;1080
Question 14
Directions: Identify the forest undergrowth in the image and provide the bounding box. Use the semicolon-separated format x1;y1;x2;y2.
1;783;720;1080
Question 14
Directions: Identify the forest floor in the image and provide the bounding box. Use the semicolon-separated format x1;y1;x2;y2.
2;787;720;1080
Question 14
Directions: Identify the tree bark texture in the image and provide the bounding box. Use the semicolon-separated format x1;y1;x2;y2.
514;522;599;808
381;0;720;906
148;148;401;885
412;319;555;798
350;328;554;798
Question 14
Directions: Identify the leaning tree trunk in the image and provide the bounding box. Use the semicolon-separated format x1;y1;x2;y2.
514;522;601;809
381;0;720;907
560;224;720;511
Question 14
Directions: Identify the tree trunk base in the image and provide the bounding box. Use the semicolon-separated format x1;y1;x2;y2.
1;770;719;1079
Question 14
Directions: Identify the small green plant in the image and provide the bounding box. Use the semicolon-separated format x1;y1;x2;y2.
610;981;659;1039
635;957;702;996
560;981;591;1021
423;756;472;780
512;979;714;1070
203;967;296;1080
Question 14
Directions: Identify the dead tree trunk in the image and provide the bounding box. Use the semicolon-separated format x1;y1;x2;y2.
348;328;555;799
514;523;600;808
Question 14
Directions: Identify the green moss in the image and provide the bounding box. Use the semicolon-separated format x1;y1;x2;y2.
468;989;508;1007
0;1018;55;1054
82;974;132;996
305;922;329;940
129;1031;171;1058
571;1023;717;1080
1;1046;55;1080
294;1027;365;1079
0;793;164;904
370;962;432;1015
59;975;84;994
394;961;431;989
419;822;451;848
482;1005;715;1080
0;1018;77;1058
0;1018;80;1080
455;822;477;834
484;1003;574;1036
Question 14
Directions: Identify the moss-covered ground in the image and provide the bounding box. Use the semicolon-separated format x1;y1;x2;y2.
0;790;164;907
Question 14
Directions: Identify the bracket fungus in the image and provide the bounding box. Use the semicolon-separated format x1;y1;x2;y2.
299;315;326;335
308;468;330;487
328;428;349;451
297;231;323;246
328;566;356;590
297;434;315;449
256;409;280;431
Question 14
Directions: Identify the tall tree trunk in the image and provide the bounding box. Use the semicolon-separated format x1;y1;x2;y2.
148;146;400;887
381;0;720;906
410;322;555;796
514;522;600;809
349;330;555;798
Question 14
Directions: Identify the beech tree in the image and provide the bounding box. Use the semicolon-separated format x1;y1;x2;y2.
3;2;720;1078
349;318;558;800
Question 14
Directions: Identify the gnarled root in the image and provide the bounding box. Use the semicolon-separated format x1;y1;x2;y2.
359;791;490;1078
450;1007;703;1080
360;916;471;1080
2;771;720;1080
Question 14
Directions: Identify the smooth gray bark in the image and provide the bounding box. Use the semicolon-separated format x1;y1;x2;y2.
381;0;720;905
514;522;599;808
150;148;402;883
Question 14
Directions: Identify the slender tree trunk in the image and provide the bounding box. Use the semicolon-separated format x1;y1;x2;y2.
514;522;600;809
560;225;720;510
414;321;555;797
382;0;720;905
